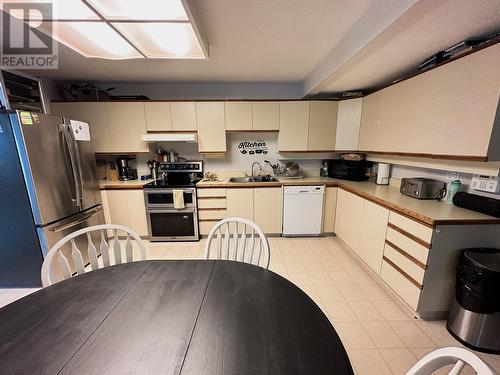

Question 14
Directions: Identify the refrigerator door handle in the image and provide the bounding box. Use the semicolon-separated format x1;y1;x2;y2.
66;123;85;207
60;124;81;208
50;206;102;233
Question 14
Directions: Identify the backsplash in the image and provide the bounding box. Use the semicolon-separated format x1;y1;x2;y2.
104;133;325;178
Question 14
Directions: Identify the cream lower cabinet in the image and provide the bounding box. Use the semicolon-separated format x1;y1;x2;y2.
254;188;282;233
334;189;363;253
226;188;254;220
103;190;148;236
358;200;389;273
322;187;337;233
201;187;283;234
335;189;388;273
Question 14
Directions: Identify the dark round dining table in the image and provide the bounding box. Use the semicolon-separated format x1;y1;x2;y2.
0;260;354;375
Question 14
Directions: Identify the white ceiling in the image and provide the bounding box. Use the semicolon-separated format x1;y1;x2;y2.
22;0;500;96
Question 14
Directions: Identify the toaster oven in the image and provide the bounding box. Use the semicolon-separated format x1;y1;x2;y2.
400;178;447;199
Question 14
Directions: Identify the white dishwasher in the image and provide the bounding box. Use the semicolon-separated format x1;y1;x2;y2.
283;185;324;236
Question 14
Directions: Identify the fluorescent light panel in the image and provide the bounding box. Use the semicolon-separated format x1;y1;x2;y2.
114;22;204;58
1;0;207;60
51;22;142;59
87;0;188;21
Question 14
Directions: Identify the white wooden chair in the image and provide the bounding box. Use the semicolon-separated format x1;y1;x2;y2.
41;224;146;287
204;217;270;269
406;347;495;375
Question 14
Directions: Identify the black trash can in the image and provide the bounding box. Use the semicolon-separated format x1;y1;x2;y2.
447;248;500;354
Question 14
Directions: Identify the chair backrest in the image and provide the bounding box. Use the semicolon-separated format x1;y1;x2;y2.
41;224;146;287
204;217;270;269
406;347;494;375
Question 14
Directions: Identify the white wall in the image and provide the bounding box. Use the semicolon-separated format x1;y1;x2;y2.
107;132;323;178
391;164;500;199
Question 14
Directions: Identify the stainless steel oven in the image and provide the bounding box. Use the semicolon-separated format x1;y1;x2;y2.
144;188;199;241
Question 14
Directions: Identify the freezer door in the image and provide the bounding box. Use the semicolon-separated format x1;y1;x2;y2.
64;118;101;211
38;205;105;282
11;112;80;225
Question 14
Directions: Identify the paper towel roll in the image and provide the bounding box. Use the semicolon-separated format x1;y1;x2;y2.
376;163;390;185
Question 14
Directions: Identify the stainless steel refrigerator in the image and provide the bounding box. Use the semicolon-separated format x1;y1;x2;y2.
0;110;104;287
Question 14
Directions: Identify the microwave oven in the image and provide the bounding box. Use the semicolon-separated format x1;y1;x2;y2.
322;159;370;181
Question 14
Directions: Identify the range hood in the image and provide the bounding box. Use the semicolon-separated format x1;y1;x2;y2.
141;133;197;143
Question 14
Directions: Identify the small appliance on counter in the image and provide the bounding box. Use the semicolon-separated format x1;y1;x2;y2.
143;161;203;242
400;178;447;199
116;157;137;181
322;159;370;181
376;163;390;185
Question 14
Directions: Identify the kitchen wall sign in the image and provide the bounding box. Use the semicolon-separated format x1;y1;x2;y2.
237;140;268;155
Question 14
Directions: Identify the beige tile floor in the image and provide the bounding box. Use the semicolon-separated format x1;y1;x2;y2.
1;236;499;374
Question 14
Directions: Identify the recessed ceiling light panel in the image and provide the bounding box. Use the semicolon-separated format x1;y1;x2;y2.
114;22;204;58
87;0;188;21
1;0;100;20
50;22;143;59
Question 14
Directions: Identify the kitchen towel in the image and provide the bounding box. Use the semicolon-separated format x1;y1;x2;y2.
173;190;185;209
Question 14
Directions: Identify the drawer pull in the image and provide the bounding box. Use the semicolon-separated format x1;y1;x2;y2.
387;222;431;249
383;256;423;289
385;240;428;270
199;219;222;222
198;208;226;211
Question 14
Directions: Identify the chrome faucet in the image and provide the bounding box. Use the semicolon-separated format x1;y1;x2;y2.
251;162;262;177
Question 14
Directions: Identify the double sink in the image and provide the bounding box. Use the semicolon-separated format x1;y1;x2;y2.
229;176;279;183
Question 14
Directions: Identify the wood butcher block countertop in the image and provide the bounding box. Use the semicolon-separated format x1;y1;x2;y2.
196;177;500;227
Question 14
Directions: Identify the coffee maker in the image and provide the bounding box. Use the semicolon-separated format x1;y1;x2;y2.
116;157;136;181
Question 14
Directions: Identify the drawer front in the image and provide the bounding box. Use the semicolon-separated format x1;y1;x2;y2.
198;210;227;220
197;188;226;197
383;242;426;284
381;259;421;310
199;221;218;235
197;198;227;209
386;227;430;265
388;211;433;243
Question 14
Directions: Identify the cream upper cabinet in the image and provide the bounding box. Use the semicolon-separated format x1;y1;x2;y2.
278;101;310;151
225;102;252;131
254;188;282;233
308;101;338;151
171;102;197;131
253;102;280;131
359;44;500;159
144;102;172;131
322;187;337;233
335;189;363;252
106;102;148;152
336;98;362;151
358;200;389;274
51;102;111;153
196;102;226;153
